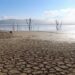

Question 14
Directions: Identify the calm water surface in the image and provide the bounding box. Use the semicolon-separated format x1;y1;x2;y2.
0;24;75;33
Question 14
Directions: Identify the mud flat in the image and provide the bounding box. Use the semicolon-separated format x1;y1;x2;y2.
0;31;75;75
0;31;12;39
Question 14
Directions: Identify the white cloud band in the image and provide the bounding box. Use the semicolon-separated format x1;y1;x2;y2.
43;8;75;24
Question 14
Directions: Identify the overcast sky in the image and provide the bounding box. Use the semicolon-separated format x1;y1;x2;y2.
0;0;75;23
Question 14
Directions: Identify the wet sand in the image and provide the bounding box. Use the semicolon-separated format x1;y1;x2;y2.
0;31;75;75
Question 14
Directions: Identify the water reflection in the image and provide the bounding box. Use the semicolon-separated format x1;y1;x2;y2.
0;24;75;33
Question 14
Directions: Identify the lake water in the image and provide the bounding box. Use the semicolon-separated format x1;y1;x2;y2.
0;24;75;33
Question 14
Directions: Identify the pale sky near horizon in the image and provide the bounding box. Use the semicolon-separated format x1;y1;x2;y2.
0;0;75;22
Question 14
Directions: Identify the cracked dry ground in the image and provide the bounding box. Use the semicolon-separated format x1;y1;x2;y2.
0;38;75;75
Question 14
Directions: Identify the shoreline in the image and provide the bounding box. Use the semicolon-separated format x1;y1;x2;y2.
12;31;75;43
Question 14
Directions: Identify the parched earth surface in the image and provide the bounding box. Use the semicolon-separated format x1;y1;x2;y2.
0;37;75;75
0;31;75;75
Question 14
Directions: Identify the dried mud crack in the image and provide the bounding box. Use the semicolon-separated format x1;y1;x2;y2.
0;38;75;75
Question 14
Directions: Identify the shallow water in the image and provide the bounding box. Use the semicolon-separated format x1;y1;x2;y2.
0;24;75;33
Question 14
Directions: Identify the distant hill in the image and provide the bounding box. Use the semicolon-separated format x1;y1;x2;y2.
0;19;54;25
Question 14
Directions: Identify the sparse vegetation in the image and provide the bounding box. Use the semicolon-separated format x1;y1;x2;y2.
56;20;62;31
26;18;32;31
9;31;12;33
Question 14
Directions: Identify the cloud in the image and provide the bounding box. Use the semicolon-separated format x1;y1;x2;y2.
1;8;75;24
43;8;75;24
